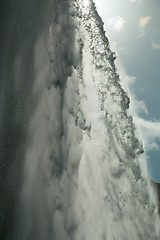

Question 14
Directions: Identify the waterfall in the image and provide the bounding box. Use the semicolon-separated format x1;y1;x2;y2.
0;0;159;239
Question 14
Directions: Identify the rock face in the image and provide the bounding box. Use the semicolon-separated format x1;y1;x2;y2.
0;0;159;239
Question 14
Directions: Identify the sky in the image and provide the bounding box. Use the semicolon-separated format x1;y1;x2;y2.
94;0;160;183
0;1;160;238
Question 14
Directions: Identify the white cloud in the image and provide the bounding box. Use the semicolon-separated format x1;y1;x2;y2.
115;60;160;179
108;16;126;32
128;89;160;152
134;99;149;115
137;16;151;38
138;16;152;28
134;117;160;151
151;40;160;49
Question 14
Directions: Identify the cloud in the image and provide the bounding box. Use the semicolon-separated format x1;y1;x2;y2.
138;16;152;28
134;99;149;115
115;60;160;180
128;89;160;152
151;40;160;49
137;16;151;38
108;16;126;32
133;117;160;154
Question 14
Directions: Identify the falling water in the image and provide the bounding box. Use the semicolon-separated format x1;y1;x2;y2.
0;0;159;239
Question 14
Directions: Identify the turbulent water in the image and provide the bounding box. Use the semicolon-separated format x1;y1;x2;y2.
0;0;160;239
